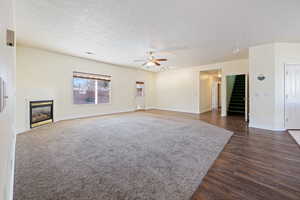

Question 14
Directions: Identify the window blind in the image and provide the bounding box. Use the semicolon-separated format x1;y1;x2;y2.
73;71;111;81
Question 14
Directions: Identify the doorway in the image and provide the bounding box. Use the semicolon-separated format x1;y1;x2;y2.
285;64;300;129
199;70;222;114
226;74;247;119
135;81;145;110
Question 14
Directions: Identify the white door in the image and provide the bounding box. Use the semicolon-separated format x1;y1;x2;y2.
285;64;300;129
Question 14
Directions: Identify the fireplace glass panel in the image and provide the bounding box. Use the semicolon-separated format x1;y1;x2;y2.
31;106;52;123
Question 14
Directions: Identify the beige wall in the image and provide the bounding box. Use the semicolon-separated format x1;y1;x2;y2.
16;46;250;134
155;59;249;115
0;0;16;199
199;73;213;113
16;46;155;133
16;43;300;133
155;43;300;130
154;69;199;113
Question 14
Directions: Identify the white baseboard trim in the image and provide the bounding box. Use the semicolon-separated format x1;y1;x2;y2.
16;109;137;134
57;109;135;122
151;107;200;114
16;128;28;135
249;123;286;131
200;108;212;114
144;107;156;110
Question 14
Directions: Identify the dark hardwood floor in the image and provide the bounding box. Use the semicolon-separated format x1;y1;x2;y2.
145;109;300;200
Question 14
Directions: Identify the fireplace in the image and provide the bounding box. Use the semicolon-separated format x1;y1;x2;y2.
30;100;53;128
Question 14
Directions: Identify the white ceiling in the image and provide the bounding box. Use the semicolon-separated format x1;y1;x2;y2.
16;0;300;71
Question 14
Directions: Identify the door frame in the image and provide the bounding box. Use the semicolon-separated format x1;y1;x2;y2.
284;64;300;129
199;67;222;114
225;73;249;122
211;80;219;110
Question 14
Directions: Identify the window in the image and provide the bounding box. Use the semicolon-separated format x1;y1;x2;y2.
97;79;110;104
73;72;111;104
136;81;145;97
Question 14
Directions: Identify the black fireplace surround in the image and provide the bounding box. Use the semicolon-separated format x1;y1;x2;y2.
30;100;53;128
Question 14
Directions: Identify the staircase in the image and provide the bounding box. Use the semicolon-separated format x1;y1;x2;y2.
228;75;245;115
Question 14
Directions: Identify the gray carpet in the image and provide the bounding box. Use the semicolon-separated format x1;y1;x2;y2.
14;112;232;200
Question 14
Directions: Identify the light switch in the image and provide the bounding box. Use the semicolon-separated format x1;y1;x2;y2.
0;77;6;113
6;29;15;47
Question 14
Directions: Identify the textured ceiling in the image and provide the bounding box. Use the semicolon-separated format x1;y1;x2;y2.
16;0;300;71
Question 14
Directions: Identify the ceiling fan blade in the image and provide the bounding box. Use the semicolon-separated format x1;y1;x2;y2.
156;58;168;62
142;62;148;66
154;61;161;66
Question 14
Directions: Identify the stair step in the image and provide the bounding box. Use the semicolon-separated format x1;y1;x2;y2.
229;107;245;111
234;86;245;88
228;75;246;115
229;103;245;108
229;104;245;108
231;97;244;100
228;108;245;111
231;101;245;104
231;96;245;99
231;96;244;99
228;110;245;114
231;97;245;100
231;93;245;96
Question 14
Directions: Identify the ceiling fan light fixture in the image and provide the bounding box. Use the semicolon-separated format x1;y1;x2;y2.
146;61;156;67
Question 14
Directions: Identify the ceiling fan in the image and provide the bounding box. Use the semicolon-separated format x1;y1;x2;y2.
134;51;168;67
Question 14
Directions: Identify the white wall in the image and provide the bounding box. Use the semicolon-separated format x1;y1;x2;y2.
155;69;199;113
200;73;213;113
249;44;276;130
249;43;300;130
274;43;300;130
16;46;155;133
0;0;16;199
155;59;249;115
